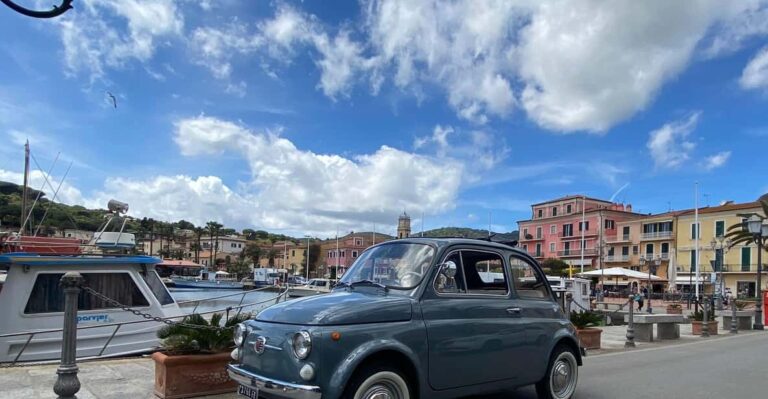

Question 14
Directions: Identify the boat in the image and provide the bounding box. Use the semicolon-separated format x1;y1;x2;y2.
0;253;186;363
171;269;244;290
288;278;333;297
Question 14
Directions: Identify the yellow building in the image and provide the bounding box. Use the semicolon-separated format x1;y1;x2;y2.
674;201;766;298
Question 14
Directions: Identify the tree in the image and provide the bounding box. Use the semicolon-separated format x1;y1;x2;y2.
540;258;569;276
726;198;768;250
193;226;206;263
175;219;195;230
227;256;252;281
266;248;279;267
206;221;223;266
244;243;262;268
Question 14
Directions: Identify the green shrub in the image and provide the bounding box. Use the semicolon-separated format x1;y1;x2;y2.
157;312;251;354
569;311;602;329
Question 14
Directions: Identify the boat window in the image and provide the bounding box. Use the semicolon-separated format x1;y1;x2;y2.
24;273;149;314
142;270;175;305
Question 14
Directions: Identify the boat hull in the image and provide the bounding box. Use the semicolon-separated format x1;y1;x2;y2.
171;279;243;290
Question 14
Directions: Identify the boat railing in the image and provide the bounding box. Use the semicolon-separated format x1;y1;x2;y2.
0;287;290;366
176;285;278;313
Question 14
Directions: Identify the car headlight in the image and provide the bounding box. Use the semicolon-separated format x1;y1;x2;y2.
234;323;247;347
292;331;312;359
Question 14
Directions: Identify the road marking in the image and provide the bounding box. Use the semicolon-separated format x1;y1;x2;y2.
587;331;767;359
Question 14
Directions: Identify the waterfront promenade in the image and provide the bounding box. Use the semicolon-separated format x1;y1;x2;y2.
2;325;762;399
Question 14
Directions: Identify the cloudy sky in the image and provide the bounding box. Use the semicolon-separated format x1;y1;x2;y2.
1;0;767;237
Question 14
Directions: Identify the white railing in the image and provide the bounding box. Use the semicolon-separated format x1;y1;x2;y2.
641;231;673;240
605;255;630;262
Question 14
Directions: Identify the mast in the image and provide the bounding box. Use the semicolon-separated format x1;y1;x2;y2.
21;140;30;234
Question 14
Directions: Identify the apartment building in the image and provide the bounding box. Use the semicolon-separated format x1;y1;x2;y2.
517;195;642;269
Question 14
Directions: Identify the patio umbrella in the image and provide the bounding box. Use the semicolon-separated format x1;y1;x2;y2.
578;267;662;280
667;252;677;292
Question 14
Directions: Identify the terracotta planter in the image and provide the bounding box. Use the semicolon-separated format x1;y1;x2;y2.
691;321;719;335
666;306;683;314
576;328;602;350
152;351;237;399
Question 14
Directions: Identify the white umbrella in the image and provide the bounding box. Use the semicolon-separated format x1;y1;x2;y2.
578;267;662;280
667;252;677;292
215;271;230;275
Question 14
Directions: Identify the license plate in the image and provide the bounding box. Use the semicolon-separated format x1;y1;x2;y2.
237;384;259;399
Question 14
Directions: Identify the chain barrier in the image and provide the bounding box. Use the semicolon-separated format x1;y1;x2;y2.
571;297;632;317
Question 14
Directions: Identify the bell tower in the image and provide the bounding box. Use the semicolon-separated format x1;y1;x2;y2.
397;212;411;239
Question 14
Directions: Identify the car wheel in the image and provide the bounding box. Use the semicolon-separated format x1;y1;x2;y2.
535;345;579;399
344;364;412;399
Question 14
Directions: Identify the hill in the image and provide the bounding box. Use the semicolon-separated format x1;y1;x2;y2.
417;227;519;241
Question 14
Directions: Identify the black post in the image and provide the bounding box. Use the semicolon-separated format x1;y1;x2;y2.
730;298;738;334
702;296;710;338
755;237;764;330
54;272;83;398
625;295;635;348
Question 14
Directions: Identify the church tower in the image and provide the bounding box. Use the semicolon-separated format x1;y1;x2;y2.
397;212;411;239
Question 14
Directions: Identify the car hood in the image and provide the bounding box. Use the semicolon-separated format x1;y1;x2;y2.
256;290;413;325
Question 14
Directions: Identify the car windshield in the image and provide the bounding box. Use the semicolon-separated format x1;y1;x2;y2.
339;243;435;290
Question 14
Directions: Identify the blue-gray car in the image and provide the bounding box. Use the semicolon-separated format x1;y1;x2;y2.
228;238;583;399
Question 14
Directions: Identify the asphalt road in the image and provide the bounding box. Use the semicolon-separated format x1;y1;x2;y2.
483;332;768;399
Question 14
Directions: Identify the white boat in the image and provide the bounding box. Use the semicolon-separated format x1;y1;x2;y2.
0;253;185;363
288;278;333;297
171;269;244;290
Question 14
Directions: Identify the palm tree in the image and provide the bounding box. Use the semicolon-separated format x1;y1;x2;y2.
267;248;279;267
206;221;223;267
725;198;768;248
244;243;262;269
193;226;206;263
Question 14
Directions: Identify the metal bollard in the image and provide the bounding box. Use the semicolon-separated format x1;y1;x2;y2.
730;299;738;334
53;272;83;399
702;297;710;338
565;293;573;315
625;296;635;348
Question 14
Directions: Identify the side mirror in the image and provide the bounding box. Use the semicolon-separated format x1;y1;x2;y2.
441;261;458;278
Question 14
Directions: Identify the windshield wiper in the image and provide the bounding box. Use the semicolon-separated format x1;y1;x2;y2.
349;279;388;291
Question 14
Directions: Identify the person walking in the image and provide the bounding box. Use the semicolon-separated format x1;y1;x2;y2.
636;291;644;311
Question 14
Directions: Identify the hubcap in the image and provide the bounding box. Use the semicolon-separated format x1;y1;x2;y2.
362;383;399;399
550;352;577;399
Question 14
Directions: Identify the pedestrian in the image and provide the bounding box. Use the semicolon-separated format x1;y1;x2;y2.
636;292;644;311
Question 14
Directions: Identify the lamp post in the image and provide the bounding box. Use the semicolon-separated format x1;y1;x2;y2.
746;216;765;330
710;236;730;311
304;235;311;282
640;256;661;314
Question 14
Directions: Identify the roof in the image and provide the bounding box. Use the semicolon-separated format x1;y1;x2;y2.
530;195;614;207
0;253;161;266
675;201;762;217
157;259;203;267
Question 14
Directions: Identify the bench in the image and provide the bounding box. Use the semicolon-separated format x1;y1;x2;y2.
719;310;753;331
624;314;687;342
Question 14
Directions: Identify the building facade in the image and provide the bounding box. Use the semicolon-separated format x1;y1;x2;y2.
397;212;411;239
518;195;642;269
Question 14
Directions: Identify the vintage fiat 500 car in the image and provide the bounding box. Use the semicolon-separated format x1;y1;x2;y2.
228;238;583;399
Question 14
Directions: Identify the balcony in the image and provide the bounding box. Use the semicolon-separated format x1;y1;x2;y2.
606;234;632;243
519;234;545;242
605;255;630;262
641;231;673;240
559;230;598;238
557;248;597;257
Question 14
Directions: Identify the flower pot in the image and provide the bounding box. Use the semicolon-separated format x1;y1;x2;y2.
152;351;237;399
576;327;602;350
665;306;683;314
691;320;719;335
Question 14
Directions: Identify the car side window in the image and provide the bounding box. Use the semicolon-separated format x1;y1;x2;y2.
509;257;549;300
434;250;508;296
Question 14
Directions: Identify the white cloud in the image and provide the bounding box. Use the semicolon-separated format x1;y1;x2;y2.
168;115;464;234
413;125;509;178
59;0;183;81
189;23;262;80
703;151;731;171
0;169;85;206
740;46;768;91
647;113;700;169
702;2;768;57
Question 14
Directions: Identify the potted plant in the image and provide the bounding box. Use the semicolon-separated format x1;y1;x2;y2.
689;310;718;335
665;302;683;314
570;311;603;350
152;312;251;399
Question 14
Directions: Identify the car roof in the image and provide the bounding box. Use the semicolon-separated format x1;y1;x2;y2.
375;237;526;255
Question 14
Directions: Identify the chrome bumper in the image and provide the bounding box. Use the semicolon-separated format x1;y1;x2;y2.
227;364;322;399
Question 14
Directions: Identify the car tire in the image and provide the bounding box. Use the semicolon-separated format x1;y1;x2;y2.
535;345;579;399
343;363;412;399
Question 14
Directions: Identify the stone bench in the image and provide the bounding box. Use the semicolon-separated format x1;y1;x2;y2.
594;301;624;311
624;314;687;342
719;310;753;331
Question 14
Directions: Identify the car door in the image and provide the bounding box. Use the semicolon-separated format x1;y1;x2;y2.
506;255;563;385
421;248;527;391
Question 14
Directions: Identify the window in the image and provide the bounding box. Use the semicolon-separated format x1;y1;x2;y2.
608;247;615;256
632;245;639;255
536;226;542;239
291;250;295;256
605;220;615;229
537;209;543;218
549;242;556;252
522;244;528;252
715;221;725;237
621;246;629;256
142;271;174;305
25;273;149;314
566;204;572;213
564;242;571;255
741;247;751;271
645;243;654;256
562;224;573;237
550;225;557;234
535;243;542;257
509;257;549;300
341;250;346;258
661;243;669;254
622;226;630;240
552;207;558;217
691;223;700;239
579;221;589;231
352;250;358;258
690;250;697;272
355;238;363;246
523;228;529;237
434;251;508;295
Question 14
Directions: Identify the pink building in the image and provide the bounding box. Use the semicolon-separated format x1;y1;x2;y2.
517;195;642;270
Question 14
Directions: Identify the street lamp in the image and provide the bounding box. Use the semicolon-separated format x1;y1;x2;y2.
640;256;661;313
304;235;311;282
710;236;730;311
746;216;765;330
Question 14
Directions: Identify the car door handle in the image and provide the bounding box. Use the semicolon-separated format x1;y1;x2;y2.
506;307;522;316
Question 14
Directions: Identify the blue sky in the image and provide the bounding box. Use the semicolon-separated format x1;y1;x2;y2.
1;0;767;237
